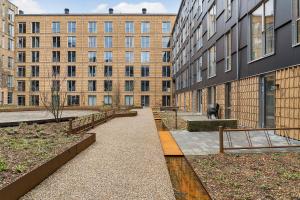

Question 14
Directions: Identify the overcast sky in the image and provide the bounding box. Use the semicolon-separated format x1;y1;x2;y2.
11;0;181;14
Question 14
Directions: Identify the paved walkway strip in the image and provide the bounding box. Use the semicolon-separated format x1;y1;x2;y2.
159;131;183;156
22;109;175;200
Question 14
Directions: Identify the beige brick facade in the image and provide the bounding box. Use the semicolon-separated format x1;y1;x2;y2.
13;13;175;107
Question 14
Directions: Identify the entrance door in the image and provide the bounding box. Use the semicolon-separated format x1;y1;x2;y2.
225;83;231;119
260;74;275;128
197;89;202;113
141;95;150;107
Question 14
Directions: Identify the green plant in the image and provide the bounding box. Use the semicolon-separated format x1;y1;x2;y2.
14;164;27;173
282;171;300;180
0;158;8;172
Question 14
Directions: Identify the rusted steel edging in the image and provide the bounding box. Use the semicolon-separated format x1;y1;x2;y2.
0;133;96;200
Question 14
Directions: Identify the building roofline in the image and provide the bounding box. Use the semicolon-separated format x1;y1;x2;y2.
171;0;185;34
16;13;177;17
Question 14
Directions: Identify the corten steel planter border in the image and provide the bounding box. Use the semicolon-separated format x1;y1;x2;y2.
0;132;96;200
0;116;76;128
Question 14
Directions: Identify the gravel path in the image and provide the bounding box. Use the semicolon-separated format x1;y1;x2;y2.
22;108;175;200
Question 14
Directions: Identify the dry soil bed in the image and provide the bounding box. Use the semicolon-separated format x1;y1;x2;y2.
0;122;88;189
187;153;300;200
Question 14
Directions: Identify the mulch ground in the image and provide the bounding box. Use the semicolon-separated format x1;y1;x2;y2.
187;153;300;200
0;122;88;189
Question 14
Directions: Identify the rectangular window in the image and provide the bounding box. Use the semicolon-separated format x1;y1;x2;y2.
88;95;97;106
8;39;13;51
52;66;60;77
208;45;216;78
125;51;134;63
162;51;170;62
125;66;134;77
225;0;232;20
17;66;26;77
104;51;113;62
104;21;113;33
197;56;202;82
88;36;97;48
31;80;39;92
162;36;170;48
18;52;26;63
125;95;134;106
18;37;26;48
53;36;60;48
104;36;112;48
68;21;76;33
88;51;97;62
141;66;149;77
125;22;134;33
125;36;134;48
67;80;76;91
250;0;274;60
52;22;60;33
30;95;39;106
17;81;25;92
68;51;76;62
162;80;171;92
8;57;13;69
162;21;171;33
88;21;97;33
162;66;170;77
32;22;40;33
32;36;39;48
141;36;150;48
196;24;203;49
88;80;97;91
125;80;134;91
67;95;80;106
104;65;112;77
18;96;26;106
67;66;76;77
141;22;150;33
52;80;60;91
207;5;216;39
18;22;26;33
162;95;171;107
225;31;232;71
141;52;150;63
104;80;112;91
68;36;76;48
141;80;150;91
141;95;150;107
292;0;300;45
88;66;96;77
7;92;13;104
104;95;112;105
32;51;39;62
52;51;60;62
31;65;39;77
8;24;14;37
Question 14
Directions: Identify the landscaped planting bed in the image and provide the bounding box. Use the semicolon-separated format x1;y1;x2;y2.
0;122;88;189
187;153;300;200
159;111;187;130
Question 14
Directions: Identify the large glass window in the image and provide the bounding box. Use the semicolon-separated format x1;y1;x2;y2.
125;95;134;106
104;21;113;33
68;51;76;62
250;0;274;61
141;22;150;33
68;21;76;33
104;36;112;48
141;66;149;77
18;22;26;33
53;36;60;48
208;45;216;78
88;80;97;91
67;80;76;91
18;37;26;48
162;66;170;77
293;0;300;45
196;24;203;49
125;81;134;91
162;81;170;92
141;36;150;48
141;52;150;63
31;80;39;92
31;65;39;77
125;36;134;48
67;95;80;106
162;21;171;33
141;80;150;91
17;66;26;77
125;51;134;63
207;5;216;39
104;80;112;91
88;21;97;33
88;36;97;48
104;66;112;77
52;51;60;62
162;51;170;62
162;36;170;48
125;22;134;33
88;51;97;62
125;66;134;77
32;36;39;48
32;22;40;33
104;95;112;105
67;66;76;77
225;31;232;71
32;51;39;62
68;36;76;48
197;57;202;82
88;95;97;106
104;51;113;62
89;66;96;77
52;22;60;33
225;0;232;20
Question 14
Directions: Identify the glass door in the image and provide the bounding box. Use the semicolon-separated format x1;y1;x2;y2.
260;74;275;128
225;83;231;119
197;89;203;113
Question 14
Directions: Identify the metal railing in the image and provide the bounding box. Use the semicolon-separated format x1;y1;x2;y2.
219;126;300;153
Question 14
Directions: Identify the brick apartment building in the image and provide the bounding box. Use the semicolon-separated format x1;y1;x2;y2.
172;0;300;138
0;0;175;107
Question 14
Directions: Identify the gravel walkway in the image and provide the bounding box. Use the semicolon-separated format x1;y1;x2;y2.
22;108;175;200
